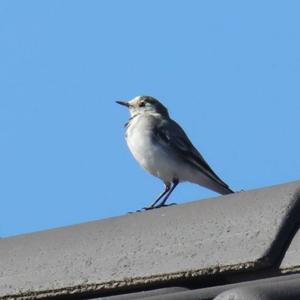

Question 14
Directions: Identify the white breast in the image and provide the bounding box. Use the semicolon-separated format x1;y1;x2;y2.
125;115;179;183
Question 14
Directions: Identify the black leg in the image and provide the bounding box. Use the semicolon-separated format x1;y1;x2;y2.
156;178;179;208
143;183;171;210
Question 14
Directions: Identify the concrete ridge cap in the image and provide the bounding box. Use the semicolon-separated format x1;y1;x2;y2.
1;180;300;299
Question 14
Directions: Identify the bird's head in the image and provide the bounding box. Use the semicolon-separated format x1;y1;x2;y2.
116;96;169;118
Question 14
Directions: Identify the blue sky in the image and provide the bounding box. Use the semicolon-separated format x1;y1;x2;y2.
1;1;300;237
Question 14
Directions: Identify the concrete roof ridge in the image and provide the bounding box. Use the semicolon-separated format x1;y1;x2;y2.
1;180;300;299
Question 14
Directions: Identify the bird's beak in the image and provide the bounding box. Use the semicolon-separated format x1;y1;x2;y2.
116;101;130;107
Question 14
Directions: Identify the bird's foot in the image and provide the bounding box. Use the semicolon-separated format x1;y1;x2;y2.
142;202;177;211
142;206;156;211
128;207;153;213
129;203;177;213
158;202;177;208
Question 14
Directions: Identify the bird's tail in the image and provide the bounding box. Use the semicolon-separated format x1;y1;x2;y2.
221;186;234;195
211;183;234;195
197;175;234;195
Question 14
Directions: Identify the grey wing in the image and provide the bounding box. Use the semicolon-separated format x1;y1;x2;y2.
154;118;232;190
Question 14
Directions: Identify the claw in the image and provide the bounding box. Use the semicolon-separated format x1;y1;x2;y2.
142;202;177;211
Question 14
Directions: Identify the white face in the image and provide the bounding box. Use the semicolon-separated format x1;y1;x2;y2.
116;96;169;118
127;96;157;117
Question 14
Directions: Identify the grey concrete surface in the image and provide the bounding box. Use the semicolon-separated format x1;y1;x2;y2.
1;181;300;299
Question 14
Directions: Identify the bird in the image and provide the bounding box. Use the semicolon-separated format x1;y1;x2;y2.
116;96;233;210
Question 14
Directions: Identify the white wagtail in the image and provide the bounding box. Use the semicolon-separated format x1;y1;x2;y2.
116;96;233;210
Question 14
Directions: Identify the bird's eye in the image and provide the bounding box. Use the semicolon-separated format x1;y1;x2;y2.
139;102;145;107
